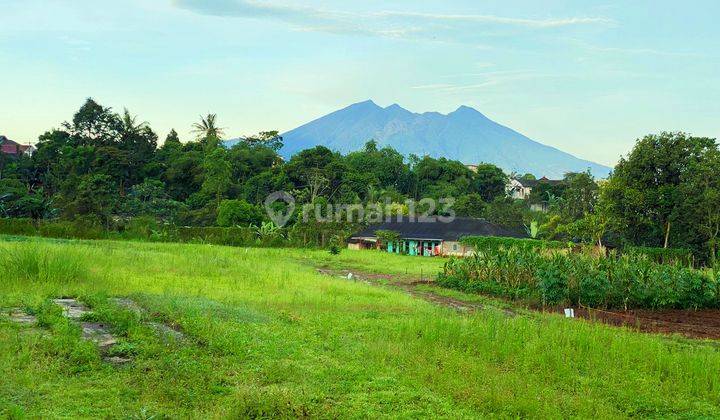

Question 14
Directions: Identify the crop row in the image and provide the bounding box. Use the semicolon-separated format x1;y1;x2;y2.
437;246;718;309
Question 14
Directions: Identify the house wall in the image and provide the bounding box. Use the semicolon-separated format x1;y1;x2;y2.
506;179;532;200
349;238;479;257
441;241;474;257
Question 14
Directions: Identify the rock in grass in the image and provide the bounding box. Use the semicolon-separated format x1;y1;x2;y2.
52;298;90;319
5;309;37;325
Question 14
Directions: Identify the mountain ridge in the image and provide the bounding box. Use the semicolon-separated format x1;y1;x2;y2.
233;100;612;178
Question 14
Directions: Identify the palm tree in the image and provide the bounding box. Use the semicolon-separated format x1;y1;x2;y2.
120;108;148;135
192;114;225;140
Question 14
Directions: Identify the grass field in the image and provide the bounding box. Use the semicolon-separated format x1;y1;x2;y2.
2;236;720;418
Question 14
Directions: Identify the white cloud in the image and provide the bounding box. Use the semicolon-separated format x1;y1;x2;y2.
567;38;703;58
374;11;614;28
172;0;612;42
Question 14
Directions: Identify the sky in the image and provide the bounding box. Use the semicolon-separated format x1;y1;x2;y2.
1;0;718;166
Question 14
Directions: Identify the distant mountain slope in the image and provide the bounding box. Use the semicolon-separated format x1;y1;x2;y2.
277;100;611;178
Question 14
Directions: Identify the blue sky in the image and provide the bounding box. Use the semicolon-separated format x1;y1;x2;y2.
1;0;718;166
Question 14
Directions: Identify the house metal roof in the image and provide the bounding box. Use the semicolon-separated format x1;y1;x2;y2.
516;177;564;188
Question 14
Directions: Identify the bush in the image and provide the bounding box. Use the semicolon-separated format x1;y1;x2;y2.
460;236;568;253
170;226;256;247
37;219;106;240
625;246;693;266
0;218;36;236
216;200;263;227
121;216;159;240
0;216;350;250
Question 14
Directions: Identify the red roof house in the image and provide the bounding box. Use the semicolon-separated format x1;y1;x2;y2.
0;136;35;156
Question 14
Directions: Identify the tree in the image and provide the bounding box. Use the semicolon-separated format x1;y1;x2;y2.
192;114;225;146
454;193;486;218
559;171;598;220
70;174;117;225
682;148;720;266
201;148;232;206
345;140;409;194
602;132;717;250
285;146;344;202
414;156;474;199
243;131;283;151
216;199;263;227
66;98;122;145
472;164;508;202
484;197;531;230
165;129;181;146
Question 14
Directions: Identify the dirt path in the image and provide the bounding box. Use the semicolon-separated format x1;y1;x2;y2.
316;268;485;312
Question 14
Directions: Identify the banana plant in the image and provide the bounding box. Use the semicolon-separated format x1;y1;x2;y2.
524;220;540;239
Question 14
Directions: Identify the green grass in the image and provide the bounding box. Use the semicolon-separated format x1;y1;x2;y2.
1;236;720;417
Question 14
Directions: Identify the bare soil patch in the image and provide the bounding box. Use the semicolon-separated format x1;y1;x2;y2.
549;306;720;340
316;267;720;340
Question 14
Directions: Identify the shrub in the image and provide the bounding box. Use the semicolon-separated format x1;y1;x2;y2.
122;216;159;240
537;255;569;306
460;236;567;253
437;244;720;310
625;246;693;266
0;218;36;236
216;200;263;227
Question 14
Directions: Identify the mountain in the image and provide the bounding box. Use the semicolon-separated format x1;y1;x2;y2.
276;100;611;179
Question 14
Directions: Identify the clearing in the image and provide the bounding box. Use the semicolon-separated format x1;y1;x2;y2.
1;236;720;418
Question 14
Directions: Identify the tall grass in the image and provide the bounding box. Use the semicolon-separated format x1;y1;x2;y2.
2;238;720;417
0;243;88;284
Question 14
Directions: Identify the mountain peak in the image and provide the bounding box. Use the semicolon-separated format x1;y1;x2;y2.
351;99;379;108
451;105;486;118
281;100;612;178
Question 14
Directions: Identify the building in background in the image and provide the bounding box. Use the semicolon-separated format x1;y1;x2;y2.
348;217;526;257
0;136;35;157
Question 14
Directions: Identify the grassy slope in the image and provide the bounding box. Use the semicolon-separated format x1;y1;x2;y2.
0;237;719;418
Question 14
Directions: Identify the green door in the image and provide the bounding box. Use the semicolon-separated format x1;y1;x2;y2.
408;240;417;256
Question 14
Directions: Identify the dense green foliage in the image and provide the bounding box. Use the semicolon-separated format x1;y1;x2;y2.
0;99;510;231
532;133;720;266
460;236;568;252
3;237;720;417
625;246;694;266
600;133;720;263
0;217;359;248
3;100;720;266
438;246;719;309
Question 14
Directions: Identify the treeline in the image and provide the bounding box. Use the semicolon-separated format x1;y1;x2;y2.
0;99;512;231
0;218;353;248
1;99;719;264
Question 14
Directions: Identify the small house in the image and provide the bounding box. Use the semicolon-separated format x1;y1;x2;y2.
506;177;564;203
348;217;526;257
0;136;35;157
